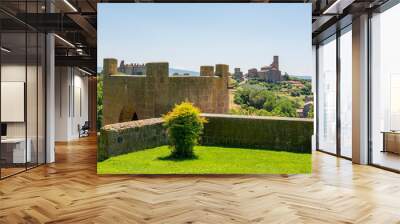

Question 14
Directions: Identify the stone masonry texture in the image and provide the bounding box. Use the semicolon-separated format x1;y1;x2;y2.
103;59;229;125
98;114;313;161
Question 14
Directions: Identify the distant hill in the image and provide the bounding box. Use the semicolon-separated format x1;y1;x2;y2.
290;75;312;80
97;67;199;76
169;68;199;76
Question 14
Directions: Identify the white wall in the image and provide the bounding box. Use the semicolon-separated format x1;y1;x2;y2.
1;65;26;142
55;67;69;141
71;72;89;138
1;65;34;138
1;63;46;164
55;67;89;141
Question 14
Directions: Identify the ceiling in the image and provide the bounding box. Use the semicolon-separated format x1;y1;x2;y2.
0;0;390;73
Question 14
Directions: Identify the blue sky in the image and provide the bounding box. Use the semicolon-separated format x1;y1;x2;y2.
98;3;312;76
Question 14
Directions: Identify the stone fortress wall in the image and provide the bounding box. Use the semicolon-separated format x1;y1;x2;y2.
98;114;313;161
102;58;230;125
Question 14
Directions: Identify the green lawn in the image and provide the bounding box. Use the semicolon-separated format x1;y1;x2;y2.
97;146;311;174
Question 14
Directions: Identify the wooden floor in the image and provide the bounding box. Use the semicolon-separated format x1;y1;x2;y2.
0;167;26;178
1;136;400;223
373;151;400;171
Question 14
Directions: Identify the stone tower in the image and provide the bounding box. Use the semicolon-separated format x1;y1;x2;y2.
215;64;229;80
273;55;279;70
103;58;118;75
200;66;214;76
119;60;125;73
215;64;230;112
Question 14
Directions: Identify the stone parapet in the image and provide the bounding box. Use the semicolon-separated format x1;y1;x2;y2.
201;114;313;153
98;118;167;161
98;114;313;161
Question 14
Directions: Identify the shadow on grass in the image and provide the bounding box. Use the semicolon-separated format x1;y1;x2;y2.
157;154;199;162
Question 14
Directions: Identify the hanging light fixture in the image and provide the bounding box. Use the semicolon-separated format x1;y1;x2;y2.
63;0;78;12
54;34;75;48
1;47;11;53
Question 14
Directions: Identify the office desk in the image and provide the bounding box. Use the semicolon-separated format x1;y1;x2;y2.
1;138;31;163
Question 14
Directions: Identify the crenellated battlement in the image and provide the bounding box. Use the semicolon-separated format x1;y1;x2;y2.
145;62;169;78
104;58;229;79
102;58;230;125
200;66;214;76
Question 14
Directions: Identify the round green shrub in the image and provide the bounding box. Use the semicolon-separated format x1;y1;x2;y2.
163;102;207;159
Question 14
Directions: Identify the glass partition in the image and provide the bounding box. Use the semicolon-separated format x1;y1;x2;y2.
0;1;46;179
317;35;337;154
371;3;400;171
339;27;352;158
1;31;28;177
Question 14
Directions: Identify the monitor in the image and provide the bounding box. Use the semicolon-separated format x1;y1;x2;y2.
1;123;7;137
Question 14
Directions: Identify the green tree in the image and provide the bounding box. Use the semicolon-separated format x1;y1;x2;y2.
249;90;267;109
163;102;207;159
234;87;250;105
232;81;308;118
262;92;277;112
291;90;301;97
97;74;103;131
300;82;312;95
307;106;314;118
272;98;297;117
283;72;290;81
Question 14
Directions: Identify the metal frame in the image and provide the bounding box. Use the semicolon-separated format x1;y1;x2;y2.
336;25;341;157
315;44;319;151
25;1;28;172
367;10;373;165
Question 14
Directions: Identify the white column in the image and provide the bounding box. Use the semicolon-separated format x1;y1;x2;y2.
352;14;369;164
46;32;55;163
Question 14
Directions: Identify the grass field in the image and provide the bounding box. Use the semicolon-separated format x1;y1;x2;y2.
97;146;311;174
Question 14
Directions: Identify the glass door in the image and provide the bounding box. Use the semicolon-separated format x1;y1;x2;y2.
317;35;337;154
